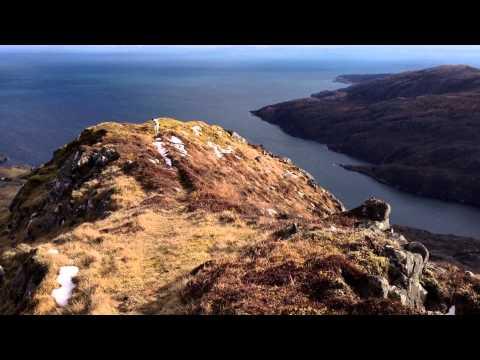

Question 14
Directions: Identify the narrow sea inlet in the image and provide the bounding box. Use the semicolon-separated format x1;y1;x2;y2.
1;50;480;237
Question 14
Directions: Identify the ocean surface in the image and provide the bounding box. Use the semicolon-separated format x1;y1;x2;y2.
1;50;480;237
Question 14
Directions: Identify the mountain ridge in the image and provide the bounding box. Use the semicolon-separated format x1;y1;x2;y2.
0;118;478;314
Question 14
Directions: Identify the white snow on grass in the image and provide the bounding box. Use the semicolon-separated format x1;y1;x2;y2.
153;139;172;167
192;125;202;136
283;170;298;178
207;141;233;159
148;158;160;165
266;208;277;217
169;136;188;157
447;305;456;315
51;266;79;307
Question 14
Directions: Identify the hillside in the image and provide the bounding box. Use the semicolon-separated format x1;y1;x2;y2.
0;118;478;315
252;65;480;207
334;73;392;84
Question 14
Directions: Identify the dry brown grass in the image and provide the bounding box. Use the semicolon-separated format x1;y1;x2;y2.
22;206;264;314
0;118;350;315
181;223;416;315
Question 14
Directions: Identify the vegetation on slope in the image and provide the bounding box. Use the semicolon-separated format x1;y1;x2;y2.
0;117;478;315
0;118;343;314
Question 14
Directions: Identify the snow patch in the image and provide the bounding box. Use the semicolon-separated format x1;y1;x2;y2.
169;136;188;157
283;170;298;178
447;305;456;315
207;141;233;159
192;125;202;136
153;139;172;167
51;266;79;307
266;208;277;217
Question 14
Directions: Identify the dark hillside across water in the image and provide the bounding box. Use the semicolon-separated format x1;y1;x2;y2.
253;65;480;208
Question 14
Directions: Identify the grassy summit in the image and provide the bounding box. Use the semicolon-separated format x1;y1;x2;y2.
0;118;478;314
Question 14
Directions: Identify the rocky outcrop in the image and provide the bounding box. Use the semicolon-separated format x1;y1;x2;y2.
253;65;480;207
344;197;391;231
183;194;480;315
342;198;429;310
383;244;428;310
0;246;48;314
394;225;480;272
9;135;120;241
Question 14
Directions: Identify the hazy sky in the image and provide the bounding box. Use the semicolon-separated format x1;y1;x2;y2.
2;45;480;66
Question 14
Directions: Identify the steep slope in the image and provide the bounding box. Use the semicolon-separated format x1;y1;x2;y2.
252;65;480;207
0;118;478;315
0;118;341;314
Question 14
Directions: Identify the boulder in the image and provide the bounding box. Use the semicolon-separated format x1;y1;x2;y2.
227;130;247;144
307;179;318;189
404;241;430;263
384;244;428;310
280;157;293;165
361;275;390;298
276;223;299;240
346;197;391;231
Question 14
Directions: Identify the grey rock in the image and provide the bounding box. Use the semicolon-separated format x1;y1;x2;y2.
384;244;429;311
405;241;430;263
465;271;476;280
307;179;318;189
72;146;119;173
362;275;390;298
228;131;247;144
278;223;299;240
299;169;315;181
346;197;392;231
280;157;293;165
389;231;409;245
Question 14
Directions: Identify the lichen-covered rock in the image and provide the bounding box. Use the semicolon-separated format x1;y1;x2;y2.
384;245;428;310
346;197;391;231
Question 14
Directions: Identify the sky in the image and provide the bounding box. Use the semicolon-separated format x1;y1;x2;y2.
2;45;480;66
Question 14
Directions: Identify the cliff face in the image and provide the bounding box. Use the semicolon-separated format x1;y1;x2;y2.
0;118;478;315
252;65;480;207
